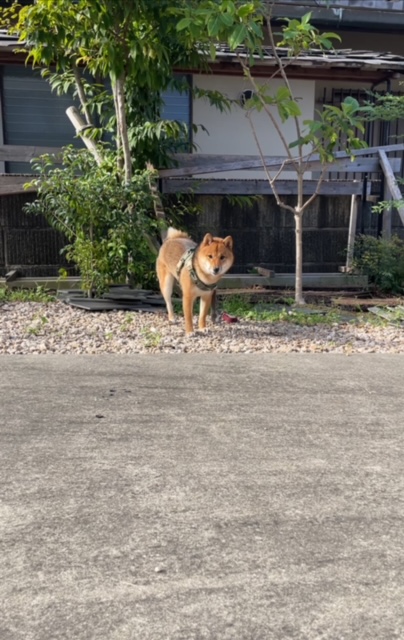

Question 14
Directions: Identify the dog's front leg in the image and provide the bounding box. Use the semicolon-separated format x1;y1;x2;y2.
198;293;212;331
183;294;195;334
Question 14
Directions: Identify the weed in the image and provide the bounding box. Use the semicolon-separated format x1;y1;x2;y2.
141;327;162;348
0;286;55;303
26;314;49;336
119;315;135;332
221;296;342;326
221;295;254;317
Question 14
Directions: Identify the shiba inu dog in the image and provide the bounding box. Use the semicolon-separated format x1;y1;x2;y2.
156;227;234;334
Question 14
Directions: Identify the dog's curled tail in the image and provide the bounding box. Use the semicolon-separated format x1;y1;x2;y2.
165;227;190;241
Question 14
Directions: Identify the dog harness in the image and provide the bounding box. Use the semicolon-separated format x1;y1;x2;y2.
176;247;217;292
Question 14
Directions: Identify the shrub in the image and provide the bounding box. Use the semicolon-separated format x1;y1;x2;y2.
352;234;404;294
25;147;160;296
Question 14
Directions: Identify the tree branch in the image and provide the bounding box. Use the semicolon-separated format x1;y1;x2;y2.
72;61;93;126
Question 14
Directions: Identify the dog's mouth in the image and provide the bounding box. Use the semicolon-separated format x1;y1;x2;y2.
204;260;230;276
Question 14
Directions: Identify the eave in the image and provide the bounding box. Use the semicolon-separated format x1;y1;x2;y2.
267;1;404;33
176;61;401;85
176;46;404;86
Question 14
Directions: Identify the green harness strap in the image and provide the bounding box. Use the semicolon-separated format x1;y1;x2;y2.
176;247;217;292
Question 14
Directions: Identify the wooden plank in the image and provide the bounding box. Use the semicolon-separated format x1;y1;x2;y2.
168;144;404;168
162;178;371;196
368;306;404;324
1;273;368;291
345;194;359;270
217;274;272;288
217;273;368;289
0;175;34;184
0;277;81;290
0;144;62;162
160;157;401;178
5;269;20;282
333;297;403;309
378;149;404;226
0;175;37;195
0;184;36;195
161;144;404;178
256;267;275;277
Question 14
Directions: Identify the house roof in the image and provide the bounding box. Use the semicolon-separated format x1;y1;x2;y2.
0;30;21;62
215;45;404;70
267;1;404;32
1;28;404;83
204;46;404;84
0;30;18;46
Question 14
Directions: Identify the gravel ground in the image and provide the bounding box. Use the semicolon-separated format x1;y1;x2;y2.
1;300;403;354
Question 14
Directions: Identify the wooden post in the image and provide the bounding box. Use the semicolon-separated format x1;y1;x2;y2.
382;194;392;240
378;149;404;229
146;163;167;243
66;106;103;166
346;191;359;271
381;166;392;240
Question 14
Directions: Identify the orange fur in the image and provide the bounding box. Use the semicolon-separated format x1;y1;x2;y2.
156;227;234;334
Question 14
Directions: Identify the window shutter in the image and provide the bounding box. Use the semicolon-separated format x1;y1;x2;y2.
2;65;81;173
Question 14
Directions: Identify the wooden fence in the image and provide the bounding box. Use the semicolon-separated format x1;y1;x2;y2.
1;141;403;281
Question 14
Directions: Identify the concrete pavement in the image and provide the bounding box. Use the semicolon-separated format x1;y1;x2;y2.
1;354;404;639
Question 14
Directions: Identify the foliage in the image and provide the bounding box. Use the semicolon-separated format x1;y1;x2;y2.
278;13;338;53
24;147;159;295
372;176;404;216
362;92;404;123
177;4;366;163
352;234;404;294
176;1;370;304
220;295;341;325
0;286;56;303
0;0;224;175
0;1;226;293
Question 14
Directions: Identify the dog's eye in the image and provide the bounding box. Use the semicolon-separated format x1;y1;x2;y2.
220;255;225;261
208;254;213;259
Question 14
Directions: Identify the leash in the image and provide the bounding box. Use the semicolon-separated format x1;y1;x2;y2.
176;247;217;292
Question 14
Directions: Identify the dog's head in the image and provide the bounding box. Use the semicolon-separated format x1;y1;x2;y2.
198;233;234;277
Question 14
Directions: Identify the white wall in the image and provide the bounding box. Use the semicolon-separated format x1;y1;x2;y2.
192;74;316;179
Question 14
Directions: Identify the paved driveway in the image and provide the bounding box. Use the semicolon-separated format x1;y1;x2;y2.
1;354;404;639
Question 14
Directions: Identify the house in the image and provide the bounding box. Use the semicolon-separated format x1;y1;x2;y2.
163;2;404;272
1;1;404;277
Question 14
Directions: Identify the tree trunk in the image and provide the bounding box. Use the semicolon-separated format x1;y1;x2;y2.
114;74;132;184
72;63;93;126
294;210;305;305
111;82;124;172
66;106;103;166
112;73;134;283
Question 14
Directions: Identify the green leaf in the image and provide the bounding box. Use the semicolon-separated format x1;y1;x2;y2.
238;4;254;19
221;13;235;27
342;96;360;111
207;14;223;37
229;23;248;49
276;86;291;101
301;12;312;24
286;101;302;117
176;17;192;31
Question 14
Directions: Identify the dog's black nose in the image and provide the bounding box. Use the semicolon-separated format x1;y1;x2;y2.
213;267;220;274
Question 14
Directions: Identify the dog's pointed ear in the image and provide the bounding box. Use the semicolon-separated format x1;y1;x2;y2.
202;233;214;246
223;236;233;250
